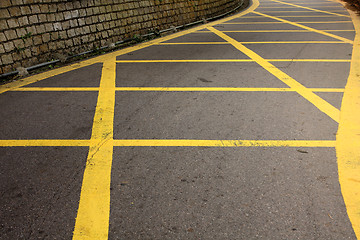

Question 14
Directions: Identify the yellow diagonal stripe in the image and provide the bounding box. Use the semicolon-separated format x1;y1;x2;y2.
208;26;340;122
270;0;350;17
253;11;354;44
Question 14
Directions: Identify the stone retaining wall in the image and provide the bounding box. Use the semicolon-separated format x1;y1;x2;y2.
0;0;244;75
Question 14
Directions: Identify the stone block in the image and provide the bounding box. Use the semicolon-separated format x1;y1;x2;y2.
86;8;93;15
16;28;27;38
55;13;64;22
7;19;19;28
70;19;78;27
18;16;29;26
31;5;40;14
40;4;49;13
29;15;39;24
65;39;73;47
2;54;14;65
47;14;56;22
78;18;85;26
85;17;92;25
4;30;17;40
38;14;47;22
9;6;21;17
64;11;73;20
1;0;11;8
4;41;14;52
26;26;36;35
50;31;59;40
42;32;50;42
0;45;5;54
36;25;45;34
0;20;8;32
67;29;76;37
39;44;49;53
33;35;42;45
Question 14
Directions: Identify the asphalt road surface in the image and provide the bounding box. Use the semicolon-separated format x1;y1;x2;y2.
1;0;359;239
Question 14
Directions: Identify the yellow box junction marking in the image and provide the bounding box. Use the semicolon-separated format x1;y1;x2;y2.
12;87;345;93
0;0;356;238
270;0;350;17
72;59;116;240
158;41;347;45
336;2;360;239
208;26;340;122
115;59;350;63
0;0;257;95
253;11;354;44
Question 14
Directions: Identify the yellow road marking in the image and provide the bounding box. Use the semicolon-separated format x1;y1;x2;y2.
208;26;340;122
115;59;350;63
13;87;345;92
258;6;343;8
260;10;348;13
222;21;352;24
0;139;90;147
336;4;360;239
270;0;350;17
198;30;354;32
296;21;352;23
253;11;354;44
158;41;346;45
0;0;258;95
113;139;336;147
0;139;336;147
237;15;350;18
73;59;116;240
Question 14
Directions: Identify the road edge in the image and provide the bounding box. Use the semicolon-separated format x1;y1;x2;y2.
336;2;360;239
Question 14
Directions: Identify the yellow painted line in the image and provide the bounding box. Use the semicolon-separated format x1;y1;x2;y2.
0;139;336;147
0;139;90;147
73;59;116;240
208;26;340;122
115;59;350;63
11;87;99;91
336;4;360;239
0;0;258;95
296;21;352;23
158;42;229;45
222;21;352;24
238;15;349;18
113;139;336;147
157;42;230;45
253;11;354;44
159;41;346;45
12;87;345;92
257;6;343;8
269;0;350;17
311;88;344;92
116;59;254;63
222;21;286;24
199;30;353;33
260;10;348;13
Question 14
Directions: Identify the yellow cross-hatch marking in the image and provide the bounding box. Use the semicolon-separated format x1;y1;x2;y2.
336;2;360;238
0;0;358;238
253;11;354;44
270;0;350;17
12;87;345;92
208;26;340;122
0;139;336;148
115;59;351;63
73;59;116;240
158;41;348;45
